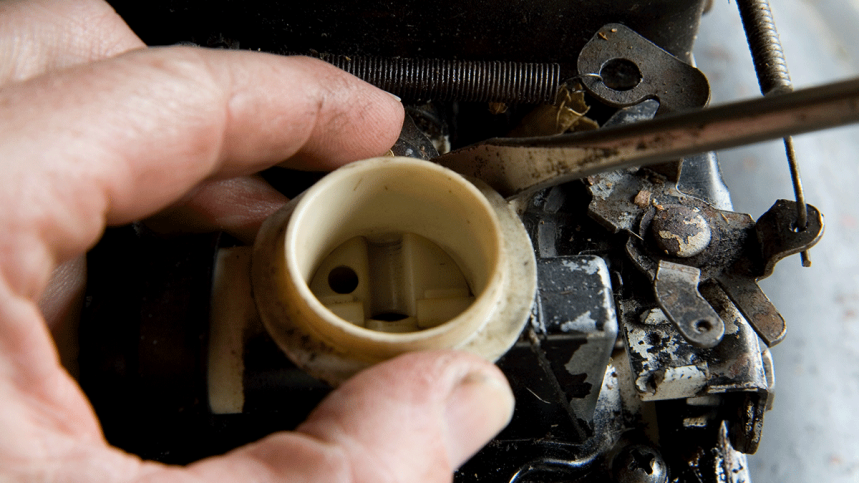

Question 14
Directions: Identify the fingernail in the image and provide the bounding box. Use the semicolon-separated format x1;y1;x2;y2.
384;90;402;102
443;369;515;467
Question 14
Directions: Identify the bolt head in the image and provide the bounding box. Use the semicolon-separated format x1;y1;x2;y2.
649;204;712;258
612;445;668;483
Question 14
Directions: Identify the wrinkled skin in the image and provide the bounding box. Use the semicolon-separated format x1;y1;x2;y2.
0;1;515;482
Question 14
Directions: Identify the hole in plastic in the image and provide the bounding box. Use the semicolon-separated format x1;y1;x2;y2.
328;265;359;294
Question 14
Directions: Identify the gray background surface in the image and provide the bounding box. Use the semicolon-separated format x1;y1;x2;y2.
693;1;859;481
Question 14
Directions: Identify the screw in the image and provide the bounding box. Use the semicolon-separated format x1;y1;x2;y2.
612;445;668;483
649;205;712;258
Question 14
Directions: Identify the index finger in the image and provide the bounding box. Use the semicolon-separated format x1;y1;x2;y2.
0;47;403;301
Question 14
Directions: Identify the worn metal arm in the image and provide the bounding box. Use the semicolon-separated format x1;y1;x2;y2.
436;77;859;198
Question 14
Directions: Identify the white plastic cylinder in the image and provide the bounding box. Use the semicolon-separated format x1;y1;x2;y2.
252;157;536;384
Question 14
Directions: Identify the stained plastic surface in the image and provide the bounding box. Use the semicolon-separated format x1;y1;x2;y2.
252;156;537;384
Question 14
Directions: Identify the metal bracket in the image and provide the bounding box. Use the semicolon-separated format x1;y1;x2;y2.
577;23;710;114
755;199;825;278
653;261;725;348
715;274;785;346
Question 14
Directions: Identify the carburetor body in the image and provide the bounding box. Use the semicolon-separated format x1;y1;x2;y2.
80;1;837;481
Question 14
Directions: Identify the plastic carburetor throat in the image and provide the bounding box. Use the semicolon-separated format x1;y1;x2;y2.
252;156;536;384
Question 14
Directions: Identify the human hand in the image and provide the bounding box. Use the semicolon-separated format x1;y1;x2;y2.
0;1;515;481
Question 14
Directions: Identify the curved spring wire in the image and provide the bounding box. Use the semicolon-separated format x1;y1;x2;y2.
736;0;810;265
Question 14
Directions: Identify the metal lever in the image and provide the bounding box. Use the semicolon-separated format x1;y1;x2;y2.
653;261;725;348
436;77;859;199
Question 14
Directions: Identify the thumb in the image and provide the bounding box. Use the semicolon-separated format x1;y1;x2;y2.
183;351;514;483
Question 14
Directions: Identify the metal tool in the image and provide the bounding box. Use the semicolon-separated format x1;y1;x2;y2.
436;76;859;199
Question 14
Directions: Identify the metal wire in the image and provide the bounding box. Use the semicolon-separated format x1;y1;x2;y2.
736;0;812;266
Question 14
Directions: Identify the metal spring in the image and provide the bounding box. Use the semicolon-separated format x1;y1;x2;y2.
321;55;561;104
736;0;810;266
736;0;793;95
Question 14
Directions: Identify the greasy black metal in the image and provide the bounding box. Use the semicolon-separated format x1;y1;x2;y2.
390;114;439;159
601;101;733;209
601;178;754;285
620;282;770;400
525;330;592;443
726;392;767;454
653;261;725;348
735;0;792;96
321;54;561;104
577;24;710;114
677;152;733;211
534;256;618;425
436;76;859;199
108;0;709;68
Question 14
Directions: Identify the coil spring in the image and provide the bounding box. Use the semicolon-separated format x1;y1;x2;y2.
736;0;793;95
322;55;561;104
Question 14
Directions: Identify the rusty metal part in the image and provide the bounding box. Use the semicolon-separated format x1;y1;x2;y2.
713;200;824;345
631;196;821;348
650;205;712;258
754;199;824;278
577;23;710;114
435;76;859;199
716;274;785;346
653;261;725;348
320;54;561;104
736;0;811;265
623;189;756;284
588;166;822;348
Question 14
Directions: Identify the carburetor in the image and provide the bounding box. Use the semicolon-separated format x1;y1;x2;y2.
80;1;855;481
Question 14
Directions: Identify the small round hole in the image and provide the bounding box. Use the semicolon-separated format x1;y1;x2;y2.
600;58;642;91
328;266;359;294
694;319;713;333
790;221;807;233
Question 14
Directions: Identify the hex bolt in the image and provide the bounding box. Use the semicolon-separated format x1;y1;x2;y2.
612;444;669;483
649;205;712;258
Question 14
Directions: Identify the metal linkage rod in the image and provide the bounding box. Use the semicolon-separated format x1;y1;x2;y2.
436;77;859;199
736;0;811;266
